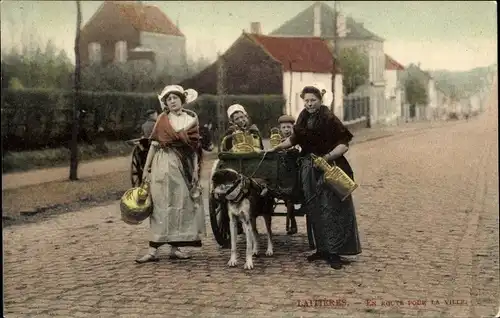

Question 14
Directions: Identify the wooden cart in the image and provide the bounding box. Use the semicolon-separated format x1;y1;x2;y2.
207;151;315;249
126;137;150;187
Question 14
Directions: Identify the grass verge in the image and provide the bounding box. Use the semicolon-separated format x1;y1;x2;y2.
2;141;220;174
2;158;215;228
2;141;134;174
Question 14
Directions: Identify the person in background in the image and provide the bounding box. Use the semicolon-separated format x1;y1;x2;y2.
142;109;158;138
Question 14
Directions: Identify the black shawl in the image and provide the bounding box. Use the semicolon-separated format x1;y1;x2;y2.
290;105;353;156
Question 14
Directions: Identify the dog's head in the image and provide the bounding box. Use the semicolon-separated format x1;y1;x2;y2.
211;168;243;200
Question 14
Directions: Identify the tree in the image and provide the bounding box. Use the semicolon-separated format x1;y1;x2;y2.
338;47;369;95
404;75;428;106
69;0;82;181
1;43;73;90
78;54;209;93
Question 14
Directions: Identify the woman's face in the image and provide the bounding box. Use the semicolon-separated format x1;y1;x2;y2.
303;93;322;114
166;93;183;112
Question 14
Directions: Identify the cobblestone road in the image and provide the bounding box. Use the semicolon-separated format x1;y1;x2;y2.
4;92;498;317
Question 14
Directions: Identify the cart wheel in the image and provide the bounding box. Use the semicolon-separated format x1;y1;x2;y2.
306;213;316;250
130;145;144;187
208;160;231;248
209;193;231;248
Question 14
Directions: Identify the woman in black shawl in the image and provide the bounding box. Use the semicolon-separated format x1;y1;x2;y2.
269;85;362;269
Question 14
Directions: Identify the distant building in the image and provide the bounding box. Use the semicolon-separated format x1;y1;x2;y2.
79;1;187;74
269;1;386;126
401;64;440;121
384;54;405;124
181;25;343;120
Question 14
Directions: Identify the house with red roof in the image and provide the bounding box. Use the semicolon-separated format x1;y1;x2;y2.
180;23;343;120
384;54;405;124
79;1;186;73
270;1;386;126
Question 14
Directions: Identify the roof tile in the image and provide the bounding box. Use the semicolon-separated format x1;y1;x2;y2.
248;34;334;73
112;2;183;37
385;54;405;70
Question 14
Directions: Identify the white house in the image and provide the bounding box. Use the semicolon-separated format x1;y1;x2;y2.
384;54;405;125
427;77;439;120
469;92;481;114
401;64;441;121
436;89;451;120
245;31;343;120
180;28;343;121
269;1;385;126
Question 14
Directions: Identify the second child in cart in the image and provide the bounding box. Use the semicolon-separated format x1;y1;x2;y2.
277;115;301;235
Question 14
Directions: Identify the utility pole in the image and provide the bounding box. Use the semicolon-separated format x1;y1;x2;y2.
330;1;339;113
216;52;225;152
70;0;82;181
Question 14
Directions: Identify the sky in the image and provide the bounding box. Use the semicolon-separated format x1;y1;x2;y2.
1;1;497;71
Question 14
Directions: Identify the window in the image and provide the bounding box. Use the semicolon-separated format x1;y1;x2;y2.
115;41;127;63
88;42;101;64
376;53;382;81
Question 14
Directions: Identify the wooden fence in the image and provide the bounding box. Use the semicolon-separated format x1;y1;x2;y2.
343;96;370;129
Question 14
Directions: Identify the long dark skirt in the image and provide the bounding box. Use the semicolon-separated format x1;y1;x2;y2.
300;155;362;256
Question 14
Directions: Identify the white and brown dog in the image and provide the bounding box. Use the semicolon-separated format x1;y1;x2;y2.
211;168;274;269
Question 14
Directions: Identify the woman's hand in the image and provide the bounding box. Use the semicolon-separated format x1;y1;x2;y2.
323;144;348;162
142;168;151;184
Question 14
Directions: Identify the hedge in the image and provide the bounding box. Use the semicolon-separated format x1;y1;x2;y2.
1;88;285;152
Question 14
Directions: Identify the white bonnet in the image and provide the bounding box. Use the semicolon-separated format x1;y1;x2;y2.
158;85;198;110
311;82;327;95
308;83;333;105
227;104;247;119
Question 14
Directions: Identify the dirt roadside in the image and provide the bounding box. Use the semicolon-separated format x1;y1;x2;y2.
1;120;462;227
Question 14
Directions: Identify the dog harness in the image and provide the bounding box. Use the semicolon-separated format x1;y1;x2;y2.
224;175;268;204
224;176;248;203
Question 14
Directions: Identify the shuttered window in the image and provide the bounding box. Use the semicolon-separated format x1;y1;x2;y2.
88;42;101;64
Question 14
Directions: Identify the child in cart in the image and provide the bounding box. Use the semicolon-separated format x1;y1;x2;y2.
277;115;301;235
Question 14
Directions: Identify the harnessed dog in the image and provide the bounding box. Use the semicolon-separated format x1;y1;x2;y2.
211;168;274;270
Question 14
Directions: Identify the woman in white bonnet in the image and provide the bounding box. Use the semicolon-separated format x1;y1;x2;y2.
136;85;206;263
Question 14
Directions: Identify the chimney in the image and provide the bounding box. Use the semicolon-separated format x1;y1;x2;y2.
250;22;262;35
313;2;321;37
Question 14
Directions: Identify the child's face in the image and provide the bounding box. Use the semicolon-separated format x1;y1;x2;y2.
279;123;294;137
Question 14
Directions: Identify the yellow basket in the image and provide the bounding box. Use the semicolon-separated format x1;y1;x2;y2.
120;182;153;225
311;154;358;201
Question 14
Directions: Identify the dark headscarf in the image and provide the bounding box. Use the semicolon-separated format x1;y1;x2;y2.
291;105;353;156
300;86;323;100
